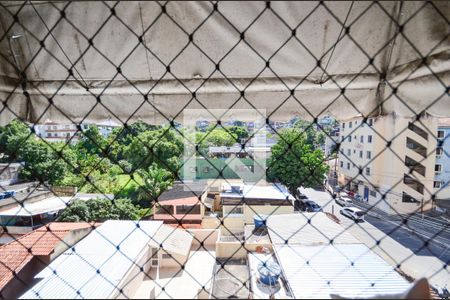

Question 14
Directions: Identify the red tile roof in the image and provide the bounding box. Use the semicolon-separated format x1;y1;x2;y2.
0;222;96;290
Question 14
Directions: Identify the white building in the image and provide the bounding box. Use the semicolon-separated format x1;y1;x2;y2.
434;118;450;209
337;113;437;215
34;119;120;143
34;121;84;143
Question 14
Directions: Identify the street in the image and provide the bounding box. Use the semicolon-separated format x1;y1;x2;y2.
299;187;450;291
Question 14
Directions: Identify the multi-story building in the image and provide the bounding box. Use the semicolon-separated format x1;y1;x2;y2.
34;121;84;143
337;113;437;215
434;118;450;207
35;119;119;143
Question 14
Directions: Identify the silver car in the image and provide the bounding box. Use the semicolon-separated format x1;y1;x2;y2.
340;207;366;222
335;196;353;207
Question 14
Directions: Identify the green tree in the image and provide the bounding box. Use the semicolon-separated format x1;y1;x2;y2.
124;128;183;172
18;140;67;184
136;163;174;207
0;119;31;161
78;126;107;156
227;126;249;141
203;128;237;147
294;119;328;149
57;200;91;222
57;198;140;222
268;128;329;195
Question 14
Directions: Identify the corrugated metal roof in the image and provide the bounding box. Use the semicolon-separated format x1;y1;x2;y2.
267;213;360;245
20;220;163;299
274;244;411;299
0;197;73;217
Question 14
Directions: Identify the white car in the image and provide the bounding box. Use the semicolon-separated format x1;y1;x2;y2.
335;196;353;207
340;207;366;222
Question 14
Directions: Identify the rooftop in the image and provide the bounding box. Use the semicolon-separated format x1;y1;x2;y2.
0;222;95;291
220;184;295;201
275;244;410;299
267;213;360;245
158;182;205;201
438;117;450;127
0;196;73;217
21;220;163;299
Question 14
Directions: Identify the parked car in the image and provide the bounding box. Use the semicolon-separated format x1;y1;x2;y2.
353;194;362;201
304;200;322;212
335;196;353;207
340;207;366;222
339;191;350;198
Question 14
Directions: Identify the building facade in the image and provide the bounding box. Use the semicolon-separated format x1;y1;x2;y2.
337;114;437;215
34;120;120;143
34;122;84;143
434;119;450;205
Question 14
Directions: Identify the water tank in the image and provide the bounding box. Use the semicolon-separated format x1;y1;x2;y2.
258;261;281;285
253;215;267;229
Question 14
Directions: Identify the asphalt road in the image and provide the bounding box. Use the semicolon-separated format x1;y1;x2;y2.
299;187;450;264
365;215;450;264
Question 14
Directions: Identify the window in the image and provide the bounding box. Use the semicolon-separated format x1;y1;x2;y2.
435;164;442;175
65;125;70;129
347;162;350;169
359;150;363;158
366;167;370;175
402;192;419;203
434;181;441;188
53;126;57;130
46;133;51;137
405;156;426;177
347;149;351;156
436;147;443;157
47;126;51;130
342;122;345;129
156;205;174;215
204;166;210;173
368;135;372;143
360;136;364;143
367;151;371;159
406;137;427;158
408;122;428;140
403;174;424;194
176;204;201;214
368;119;373;126
370;190;376;197
341;136;344;141
353;149;356;154
437;130;444;139
340;161;344;168
354;135;357;140
348;136;352;142
355;120;358;125
349;122;352;129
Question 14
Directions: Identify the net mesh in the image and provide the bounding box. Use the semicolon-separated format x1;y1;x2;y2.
0;1;448;299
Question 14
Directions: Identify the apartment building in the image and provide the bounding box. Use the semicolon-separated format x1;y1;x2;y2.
434;118;450;206
337;113;437;215
34;122;84;143
34;120;120;143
